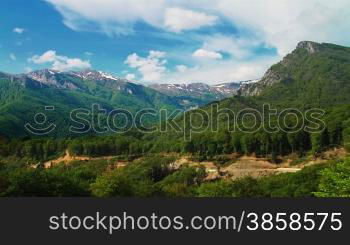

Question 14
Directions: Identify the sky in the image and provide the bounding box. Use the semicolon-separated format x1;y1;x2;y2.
1;0;350;85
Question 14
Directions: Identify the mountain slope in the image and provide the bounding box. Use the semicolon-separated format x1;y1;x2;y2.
149;81;246;108
238;41;350;109
140;41;350;157
0;70;183;137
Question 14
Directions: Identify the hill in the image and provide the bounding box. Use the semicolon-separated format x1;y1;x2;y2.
135;41;350;159
2;41;350;159
238;41;350;109
1;41;350;198
0;69;182;137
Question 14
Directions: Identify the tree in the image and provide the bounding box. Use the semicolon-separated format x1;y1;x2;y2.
196;180;235;197
314;159;350;197
184;141;195;154
90;171;134;197
311;128;330;154
4;168;87;197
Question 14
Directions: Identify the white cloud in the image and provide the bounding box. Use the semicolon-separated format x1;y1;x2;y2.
46;0;350;55
214;0;350;56
164;7;218;33
9;53;16;61
163;56;279;84
45;0;166;35
29;50;57;63
125;50;167;81
24;67;33;73
84;51;93;56
45;1;219;35
13;27;25;34
200;35;261;60
193;49;223;60
44;0;350;84
176;65;188;73
123;49;276;84
125;73;136;81
148;50;166;59
29;50;91;71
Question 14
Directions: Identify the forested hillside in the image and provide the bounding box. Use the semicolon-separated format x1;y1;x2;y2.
1;41;350;197
0;70;182;137
2;42;350;160
240;41;350;108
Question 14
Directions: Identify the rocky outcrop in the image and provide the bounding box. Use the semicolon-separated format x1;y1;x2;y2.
296;41;321;54
238;41;321;96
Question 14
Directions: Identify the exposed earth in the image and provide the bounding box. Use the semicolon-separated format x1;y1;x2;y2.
38;148;348;181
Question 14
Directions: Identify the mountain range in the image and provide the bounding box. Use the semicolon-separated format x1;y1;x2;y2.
149;80;257;108
0;69;181;137
0;68;244;137
1;41;350;138
142;40;350;158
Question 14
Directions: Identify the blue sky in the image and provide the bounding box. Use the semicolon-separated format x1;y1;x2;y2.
1;0;350;84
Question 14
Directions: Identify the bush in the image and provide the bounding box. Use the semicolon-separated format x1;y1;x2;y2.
4;168;88;196
196;180;236;197
315;159;350;197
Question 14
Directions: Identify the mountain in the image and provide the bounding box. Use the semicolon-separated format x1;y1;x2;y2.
26;69;165;97
2;40;350;138
0;68;258;137
149;81;253;108
141;41;350;157
0;69;183;137
2;41;350;199
238;41;350;108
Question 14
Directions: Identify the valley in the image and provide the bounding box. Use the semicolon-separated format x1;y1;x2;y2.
1;41;350;197
38;146;348;181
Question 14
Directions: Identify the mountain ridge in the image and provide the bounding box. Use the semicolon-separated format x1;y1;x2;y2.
0;69;183;137
149;80;259;107
2;40;350;137
2;68;258;110
238;41;350;100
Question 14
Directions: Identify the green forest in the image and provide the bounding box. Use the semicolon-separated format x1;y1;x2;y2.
1;155;349;197
1;41;350;197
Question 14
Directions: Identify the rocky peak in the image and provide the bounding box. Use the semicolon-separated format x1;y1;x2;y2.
26;69;83;90
238;41;324;96
72;69;122;82
27;68;59;77
296;41;321;54
27;69;60;85
150;81;244;98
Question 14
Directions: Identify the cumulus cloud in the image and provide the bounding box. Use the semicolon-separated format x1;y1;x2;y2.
200;35;261;60
124;48;276;83
125;50;167;81
214;0;350;55
176;65;188;73
9;53;16;61
13;27;25;34
45;0;350;83
125;73;136;81
28;50;91;71
45;0;166;35
163;56;279;84
24;67;33;73
45;0;219;35
193;49;223;60
164;7;218;33
46;0;350;55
